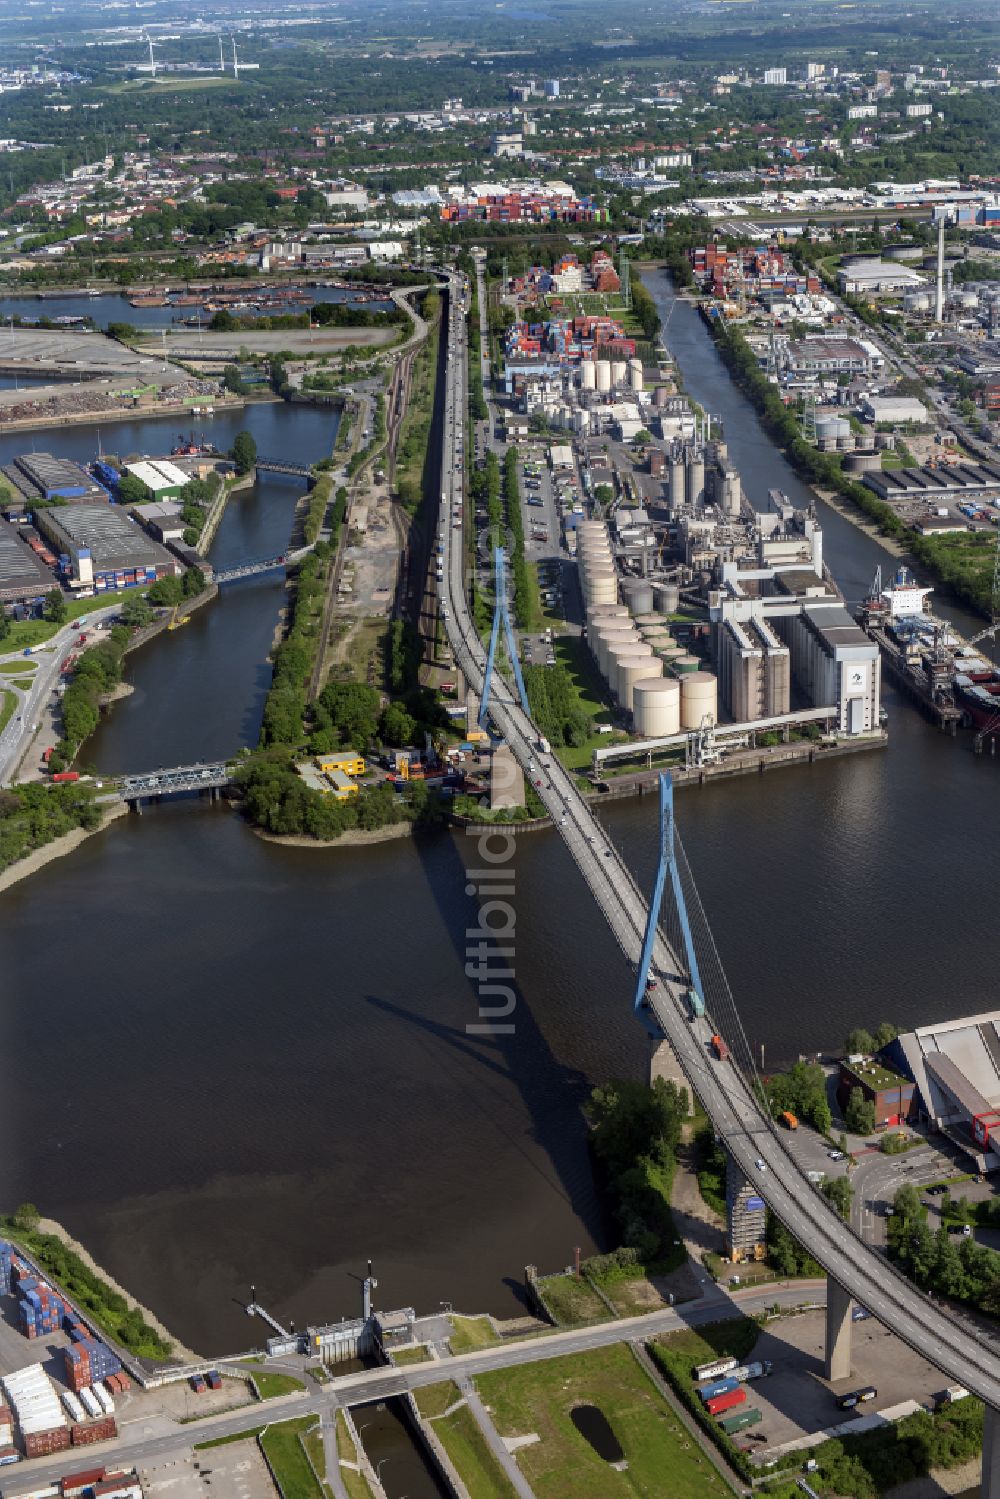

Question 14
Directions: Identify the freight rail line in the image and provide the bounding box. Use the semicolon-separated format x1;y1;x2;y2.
434;268;1000;1420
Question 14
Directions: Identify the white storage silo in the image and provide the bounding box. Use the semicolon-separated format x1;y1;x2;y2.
604;638;639;689
624;580;654;616
614;649;657;712
633;677;681;737
595;360;612;393
629;358;644;392
633;613;664;628
687;454;705;509
588;569;619;608
596;625;638;675
580;360;597;390
668;461;685;512
653;581;680;614
641;626;673;646
680;670;718;729
611;360;628;386
672;654;700;674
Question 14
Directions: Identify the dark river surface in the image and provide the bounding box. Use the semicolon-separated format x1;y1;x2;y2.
0;286;393;331
0;272;997;1360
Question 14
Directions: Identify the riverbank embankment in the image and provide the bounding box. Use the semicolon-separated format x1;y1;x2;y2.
0;800;129;895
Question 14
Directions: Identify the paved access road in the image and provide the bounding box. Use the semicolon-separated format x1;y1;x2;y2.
1;1280;826;1494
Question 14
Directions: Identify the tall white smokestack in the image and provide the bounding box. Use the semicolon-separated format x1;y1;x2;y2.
935;215;945;323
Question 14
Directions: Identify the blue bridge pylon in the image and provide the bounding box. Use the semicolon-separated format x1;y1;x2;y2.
479;546;530;729
633;772;704;1037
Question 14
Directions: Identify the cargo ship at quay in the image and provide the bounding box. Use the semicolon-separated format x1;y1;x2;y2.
857;566;1000;744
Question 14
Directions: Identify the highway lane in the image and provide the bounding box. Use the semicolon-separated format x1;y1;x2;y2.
434;269;1000;1409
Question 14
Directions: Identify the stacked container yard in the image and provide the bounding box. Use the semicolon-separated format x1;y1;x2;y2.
17;1276;69;1339
63;1335;122;1394
0;1240;11;1295
2;1363;69;1458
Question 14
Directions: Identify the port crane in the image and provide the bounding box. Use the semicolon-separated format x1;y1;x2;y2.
962;528;1000;650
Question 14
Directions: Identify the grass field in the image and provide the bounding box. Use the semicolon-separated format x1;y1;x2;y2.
259;1416;325;1499
552;634;621;771
426;1400;518;1497
449;1315;500;1354
392;1344;431;1366
2;591;135;651
0;659;37;675
476;1344;733;1498
538;1273;611;1326
0;688;15;736
252;1370;306;1399
414;1381;462;1419
335;1412;375;1498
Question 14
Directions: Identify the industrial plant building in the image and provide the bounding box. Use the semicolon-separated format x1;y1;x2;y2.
2;452;108;509
124;458;190;499
33;504;179;591
885;1013;1000;1171
0;516;56;605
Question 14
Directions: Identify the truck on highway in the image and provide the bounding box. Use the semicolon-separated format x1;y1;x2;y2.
780;1110;799;1130
536;735;551;756
686;989;705;1021
711;1034;729;1062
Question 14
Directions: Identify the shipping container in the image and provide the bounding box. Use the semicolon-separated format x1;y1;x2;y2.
78;1388;102;1420
711;1034;729;1062
699;1378;739;1402
719;1407;763;1434
695;1356;738;1382
705;1388;746;1416
51;771;81;783
60;1467;106;1496
93;1384;114;1416
780;1111;798;1130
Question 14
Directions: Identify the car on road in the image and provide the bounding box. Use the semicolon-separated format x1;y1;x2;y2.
828;1149;845;1161
755;1158;767;1173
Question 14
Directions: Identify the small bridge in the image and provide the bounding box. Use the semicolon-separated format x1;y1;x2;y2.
211;545;314;584
255;456;313;478
119;762;232;807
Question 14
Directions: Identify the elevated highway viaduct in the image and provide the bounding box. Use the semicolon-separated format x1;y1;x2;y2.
434;269;1000;1491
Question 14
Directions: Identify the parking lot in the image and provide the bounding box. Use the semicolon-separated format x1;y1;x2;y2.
139;1438;276;1499
676;1307;955;1460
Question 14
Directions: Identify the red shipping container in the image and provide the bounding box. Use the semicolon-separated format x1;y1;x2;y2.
61;1467;107;1496
706;1387;746;1416
71;1417;117;1446
25;1426;73;1457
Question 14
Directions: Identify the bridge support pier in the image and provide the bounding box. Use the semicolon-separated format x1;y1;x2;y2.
983;1406;1000;1499
825;1277;852;1383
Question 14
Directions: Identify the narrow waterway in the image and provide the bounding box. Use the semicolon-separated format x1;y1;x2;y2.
0;272;997;1355
0;286;393;331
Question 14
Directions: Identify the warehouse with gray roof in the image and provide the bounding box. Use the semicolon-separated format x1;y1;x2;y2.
33;504;179;590
0;516;55;604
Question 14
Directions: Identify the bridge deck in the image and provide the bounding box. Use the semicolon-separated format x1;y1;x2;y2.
436;271;1000;1407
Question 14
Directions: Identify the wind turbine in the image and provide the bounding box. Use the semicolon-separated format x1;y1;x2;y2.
218;35;225;73
231;36;240;81
144;34;158;79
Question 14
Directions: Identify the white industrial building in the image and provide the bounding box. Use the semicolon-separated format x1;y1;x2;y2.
857;394;928;425
888;1011;1000;1169
838;259;927;295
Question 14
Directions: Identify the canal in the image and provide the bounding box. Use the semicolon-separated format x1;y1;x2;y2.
0;271;997;1364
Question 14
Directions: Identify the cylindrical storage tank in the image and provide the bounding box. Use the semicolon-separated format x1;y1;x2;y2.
588;604;629;623
680;671;718;729
617;653;661;712
633;612;664;628
580;360;596;390
660;646;686;667
672;653;700;674
595;360;612;393
641;626;673;645
606;640;642;693
815;416;840;442
611;360;628;386
723;471;741;516
687;456;705;508
578;519;607;538
843;450;882;474
588;574;619;608
836;435;854;452
653;386;670;409
633;677;681;737
624;581;654;616
611;647;656;710
629;358;644;392
597;626;638;675
654;581;680;614
669;461;685;512
590;623;626;670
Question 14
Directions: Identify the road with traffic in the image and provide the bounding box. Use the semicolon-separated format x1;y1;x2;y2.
433;267;1000;1414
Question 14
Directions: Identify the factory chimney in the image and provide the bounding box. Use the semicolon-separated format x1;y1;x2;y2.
935;215;945;323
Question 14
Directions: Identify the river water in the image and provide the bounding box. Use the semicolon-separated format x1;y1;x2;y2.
0;287;393;332
0;272;997;1360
